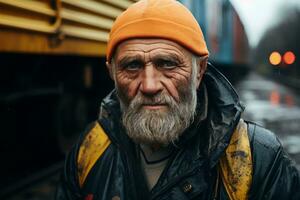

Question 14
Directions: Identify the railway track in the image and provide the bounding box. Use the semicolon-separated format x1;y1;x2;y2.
0;162;63;200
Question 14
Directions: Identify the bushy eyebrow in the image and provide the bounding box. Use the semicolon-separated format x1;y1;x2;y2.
118;55;143;67
151;54;180;63
117;52;181;67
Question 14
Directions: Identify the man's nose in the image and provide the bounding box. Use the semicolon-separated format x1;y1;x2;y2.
139;65;163;96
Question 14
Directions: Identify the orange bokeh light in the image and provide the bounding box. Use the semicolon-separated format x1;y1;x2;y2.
283;51;296;65
270;90;280;105
269;51;281;65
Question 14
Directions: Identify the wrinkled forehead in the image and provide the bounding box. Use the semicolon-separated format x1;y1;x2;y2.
113;38;193;61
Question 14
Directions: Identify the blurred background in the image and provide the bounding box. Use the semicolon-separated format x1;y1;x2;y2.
0;0;299;199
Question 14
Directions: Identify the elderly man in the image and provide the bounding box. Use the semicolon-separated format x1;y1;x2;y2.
56;0;300;199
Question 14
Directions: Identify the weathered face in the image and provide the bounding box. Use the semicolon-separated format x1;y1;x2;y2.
107;39;207;145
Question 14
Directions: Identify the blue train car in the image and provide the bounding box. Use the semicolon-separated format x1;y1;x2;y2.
180;0;250;70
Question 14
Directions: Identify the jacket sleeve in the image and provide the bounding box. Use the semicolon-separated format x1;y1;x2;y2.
55;145;82;200
248;123;300;200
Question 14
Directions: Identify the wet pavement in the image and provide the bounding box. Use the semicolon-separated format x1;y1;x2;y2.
236;72;300;171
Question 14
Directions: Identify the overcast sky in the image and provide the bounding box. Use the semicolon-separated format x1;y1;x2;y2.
230;0;300;47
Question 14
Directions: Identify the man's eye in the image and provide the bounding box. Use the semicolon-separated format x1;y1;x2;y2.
123;61;143;70
156;60;177;69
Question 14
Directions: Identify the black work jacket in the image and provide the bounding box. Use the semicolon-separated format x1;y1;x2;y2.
56;64;300;200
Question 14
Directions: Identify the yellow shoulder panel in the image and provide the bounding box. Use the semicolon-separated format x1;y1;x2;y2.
219;119;253;200
77;122;111;187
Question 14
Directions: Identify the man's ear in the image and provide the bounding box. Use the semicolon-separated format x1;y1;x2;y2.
196;56;208;89
106;61;114;81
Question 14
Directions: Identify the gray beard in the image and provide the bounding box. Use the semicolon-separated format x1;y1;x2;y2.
118;81;197;146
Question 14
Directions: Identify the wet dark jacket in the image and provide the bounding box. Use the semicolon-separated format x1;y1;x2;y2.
56;64;300;200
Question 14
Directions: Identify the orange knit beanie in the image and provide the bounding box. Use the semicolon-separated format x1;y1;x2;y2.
106;0;209;62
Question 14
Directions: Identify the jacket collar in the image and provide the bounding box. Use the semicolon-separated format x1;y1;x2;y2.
203;63;244;167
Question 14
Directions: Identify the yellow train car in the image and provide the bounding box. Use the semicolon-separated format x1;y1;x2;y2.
0;0;137;56
0;0;137;195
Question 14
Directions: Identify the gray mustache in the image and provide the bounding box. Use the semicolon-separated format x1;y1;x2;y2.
130;94;175;108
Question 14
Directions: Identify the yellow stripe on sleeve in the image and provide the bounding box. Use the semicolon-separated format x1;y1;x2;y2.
77;122;111;187
219;119;253;200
